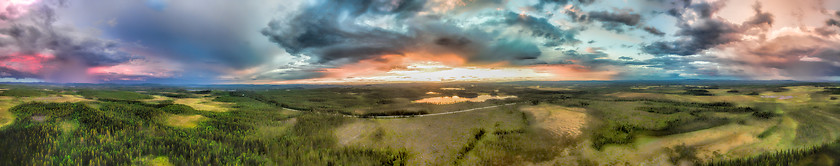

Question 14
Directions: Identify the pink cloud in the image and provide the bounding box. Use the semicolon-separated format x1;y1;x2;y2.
0;53;53;74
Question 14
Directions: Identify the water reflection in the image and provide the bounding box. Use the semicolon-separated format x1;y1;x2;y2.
413;95;517;104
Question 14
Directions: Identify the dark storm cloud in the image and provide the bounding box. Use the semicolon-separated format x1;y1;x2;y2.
642;1;760;56
643;26;665;36
828;11;840;27
533;0;596;10
499;12;580;47
829;19;840;27
475;39;542;63
261;1;580;66
261;0;425;63
0;66;39;79
743;3;773;27
563;9;642;33
587;11;641;26
0;4;132;81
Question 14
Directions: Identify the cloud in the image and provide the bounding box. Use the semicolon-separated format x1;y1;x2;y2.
743;2;773;28
533;0;596;10
0;0;38;21
643;26;665;36
260;0;425;64
259;0;582;79
498;12;580;47
0;4;135;82
563;7;643;33
701;29;840;80
642;1;746;56
0;1;183;83
587;11;641;26
828;11;840;27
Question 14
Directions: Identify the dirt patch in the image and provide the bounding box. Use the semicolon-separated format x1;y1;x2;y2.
520;104;587;138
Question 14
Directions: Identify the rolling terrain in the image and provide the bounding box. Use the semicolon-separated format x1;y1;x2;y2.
0;81;839;165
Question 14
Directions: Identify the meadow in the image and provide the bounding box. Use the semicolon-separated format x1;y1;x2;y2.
0;81;838;165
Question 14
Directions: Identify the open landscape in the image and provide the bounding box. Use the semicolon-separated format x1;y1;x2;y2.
3;0;840;165
1;81;839;165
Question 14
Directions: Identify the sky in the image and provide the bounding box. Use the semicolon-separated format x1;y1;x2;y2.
1;0;840;84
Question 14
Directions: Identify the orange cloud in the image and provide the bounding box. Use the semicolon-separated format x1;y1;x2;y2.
319;53;467;79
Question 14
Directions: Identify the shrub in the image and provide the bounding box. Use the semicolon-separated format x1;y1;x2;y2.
592;122;636;150
684;89;713;96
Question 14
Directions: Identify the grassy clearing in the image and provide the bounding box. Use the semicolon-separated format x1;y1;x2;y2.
141;95;175;105
575;118;782;165
335;105;526;165
174;97;231;112
161;114;205;128
133;156;174;166
0;95;93;129
0;98;16;128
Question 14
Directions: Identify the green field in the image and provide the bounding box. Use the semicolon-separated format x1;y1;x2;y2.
0;81;839;165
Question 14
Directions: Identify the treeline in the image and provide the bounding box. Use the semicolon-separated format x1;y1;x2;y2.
78;90;153;101
359;110;429;118
706;138;840;166
0;88;48;97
